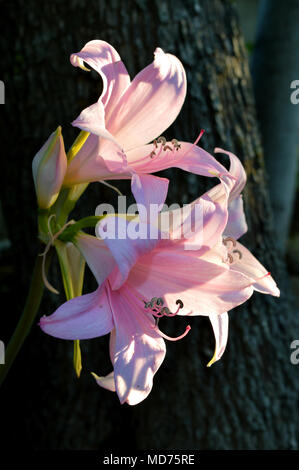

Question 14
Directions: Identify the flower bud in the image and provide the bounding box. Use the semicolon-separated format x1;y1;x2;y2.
32;126;67;209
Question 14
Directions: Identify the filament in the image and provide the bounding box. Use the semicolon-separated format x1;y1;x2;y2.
156;325;191;342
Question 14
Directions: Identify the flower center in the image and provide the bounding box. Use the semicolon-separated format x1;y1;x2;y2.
143;296;184;317
150;136;181;158
223;237;242;264
143;296;191;341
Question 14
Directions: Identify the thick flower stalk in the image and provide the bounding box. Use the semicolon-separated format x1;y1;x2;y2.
39;153;279;405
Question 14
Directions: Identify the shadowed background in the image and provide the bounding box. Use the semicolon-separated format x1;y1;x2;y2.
0;0;298;450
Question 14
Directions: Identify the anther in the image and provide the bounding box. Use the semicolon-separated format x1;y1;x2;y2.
143;297;184;318
223;237;237;247
157;136;166;145
227;253;234;264
232;249;242;260
171;139;181;151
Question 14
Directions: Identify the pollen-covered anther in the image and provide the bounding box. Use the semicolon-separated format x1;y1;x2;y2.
156;136;166;146
152;136;181;155
223;237;242;264
223;236;237;248
227;253;234;264
171;139;181;151
232;249;242;260
143;297;184;317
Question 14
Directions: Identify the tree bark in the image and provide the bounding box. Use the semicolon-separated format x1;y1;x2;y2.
251;0;299;253
0;0;298;450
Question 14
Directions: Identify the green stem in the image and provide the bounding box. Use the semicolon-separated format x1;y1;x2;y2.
58;216;104;242
0;247;54;387
55;241;84;377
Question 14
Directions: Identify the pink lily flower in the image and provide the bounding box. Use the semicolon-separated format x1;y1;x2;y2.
165;147;278;366
39;155;279;404
64;40;231;209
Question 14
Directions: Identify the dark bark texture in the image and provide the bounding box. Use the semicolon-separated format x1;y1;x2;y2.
251;0;299;252
0;0;298;450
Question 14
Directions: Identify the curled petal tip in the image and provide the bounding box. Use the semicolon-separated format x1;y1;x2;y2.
91;371;100;381
70;53;91;71
154;47;165;56
206;358;215;368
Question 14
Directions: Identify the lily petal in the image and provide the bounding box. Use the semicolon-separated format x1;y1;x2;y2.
207;312;229;367
39;285;114;340
72;101;122;151
70;40;131;123
92;371;116;392
108;47;186;150
214;147;247;200
126;141;230;178
131;173;169;215
64;135;130;185
108;285;166;405
224;195;248;240
160;177;230;251
230;241;280;297
97;217;159;290
127;247;254;316
75;233;116;285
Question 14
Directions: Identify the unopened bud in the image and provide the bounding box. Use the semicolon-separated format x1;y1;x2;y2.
32;126;67;209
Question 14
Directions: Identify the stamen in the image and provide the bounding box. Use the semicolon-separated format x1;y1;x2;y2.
193;129;205;146
232;249;242;260
255;272;271;282
227;253;234;264
243;272;272;290
180;129;205;160
144;297;184;318
142;295;190;341
156;325;191;342
222;237;242;264
223;236;237;247
171;139;181;151
157;136;166;146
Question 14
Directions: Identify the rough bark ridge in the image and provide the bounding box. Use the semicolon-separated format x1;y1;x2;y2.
0;0;298;450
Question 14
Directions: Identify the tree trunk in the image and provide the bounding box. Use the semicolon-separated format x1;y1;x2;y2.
0;0;298;450
251;0;299;253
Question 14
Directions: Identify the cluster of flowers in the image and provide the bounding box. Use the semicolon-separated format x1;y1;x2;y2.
32;40;279;405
